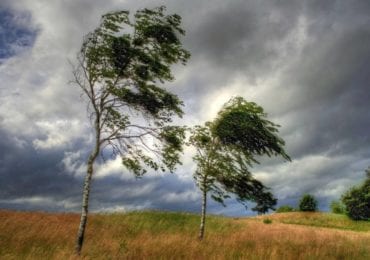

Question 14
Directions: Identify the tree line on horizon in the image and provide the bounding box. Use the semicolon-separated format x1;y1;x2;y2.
275;171;369;221
70;5;369;255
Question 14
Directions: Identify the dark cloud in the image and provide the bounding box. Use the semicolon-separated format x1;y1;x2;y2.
174;0;304;104
0;129;80;209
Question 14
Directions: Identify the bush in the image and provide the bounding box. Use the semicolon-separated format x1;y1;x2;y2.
341;169;370;221
263;218;272;224
299;194;318;212
330;200;345;214
341;184;370;221
276;205;295;213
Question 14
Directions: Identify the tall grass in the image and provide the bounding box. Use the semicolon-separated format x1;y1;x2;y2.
0;210;369;259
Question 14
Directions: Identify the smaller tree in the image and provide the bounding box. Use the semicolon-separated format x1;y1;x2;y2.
189;97;290;240
299;194;318;212
341;169;370;220
330;200;345;214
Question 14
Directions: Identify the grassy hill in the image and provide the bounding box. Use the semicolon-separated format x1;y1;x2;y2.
0;210;369;259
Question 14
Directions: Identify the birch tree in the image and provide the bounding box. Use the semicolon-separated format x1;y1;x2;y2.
189;97;290;240
71;6;190;254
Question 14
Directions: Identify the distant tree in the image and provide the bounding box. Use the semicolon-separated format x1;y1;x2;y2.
330;200;345;214
71;6;190;254
299;194;318;212
276;205;295;213
189;97;290;240
341;168;370;220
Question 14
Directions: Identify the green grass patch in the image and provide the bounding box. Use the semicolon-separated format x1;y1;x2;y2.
272;212;370;232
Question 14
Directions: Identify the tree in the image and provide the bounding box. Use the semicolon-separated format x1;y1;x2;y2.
298;194;318;212
71;6;190;254
189;97;290;240
330;200;345;214
341;168;370;220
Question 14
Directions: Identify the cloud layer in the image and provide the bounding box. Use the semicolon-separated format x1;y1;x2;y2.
1;0;370;215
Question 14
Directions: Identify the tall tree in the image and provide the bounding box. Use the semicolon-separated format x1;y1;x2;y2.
71;6;190;254
189;97;290;240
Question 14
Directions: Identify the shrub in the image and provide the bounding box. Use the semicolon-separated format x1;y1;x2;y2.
263;218;272;224
299;194;318;212
341;169;370;221
341;184;370;221
276;205;295;213
330;200;345;214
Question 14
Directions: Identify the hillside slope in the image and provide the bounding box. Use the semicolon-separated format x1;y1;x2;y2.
252;212;370;232
0;210;369;259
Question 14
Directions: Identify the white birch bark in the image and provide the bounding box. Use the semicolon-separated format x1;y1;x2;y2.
75;117;100;254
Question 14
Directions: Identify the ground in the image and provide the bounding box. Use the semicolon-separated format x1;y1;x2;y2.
0;210;369;259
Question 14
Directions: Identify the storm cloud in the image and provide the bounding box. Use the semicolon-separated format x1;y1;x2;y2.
0;0;370;215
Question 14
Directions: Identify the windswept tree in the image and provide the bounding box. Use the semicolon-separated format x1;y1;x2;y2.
71;6;190;254
189;97;290;240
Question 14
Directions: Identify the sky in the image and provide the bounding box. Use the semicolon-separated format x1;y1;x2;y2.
0;0;370;216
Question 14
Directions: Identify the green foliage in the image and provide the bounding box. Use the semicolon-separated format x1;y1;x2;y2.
299;194;318;212
330;200;346;214
212;97;290;161
189;97;290;211
74;6;190;175
263;218;272;224
252;191;277;215
159;126;187;171
276;205;295;213
188;125;230;206
341;169;370;221
270;212;370;232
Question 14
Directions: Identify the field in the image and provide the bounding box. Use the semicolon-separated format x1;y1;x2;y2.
0;210;369;259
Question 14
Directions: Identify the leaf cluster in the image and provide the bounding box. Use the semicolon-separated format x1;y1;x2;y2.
212;96;290;161
74;6;190;176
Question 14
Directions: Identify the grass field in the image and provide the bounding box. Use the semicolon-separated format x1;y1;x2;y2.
0;210;369;259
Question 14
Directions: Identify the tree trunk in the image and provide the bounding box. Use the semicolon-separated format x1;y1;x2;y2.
75;119;100;255
75;155;95;254
198;188;207;240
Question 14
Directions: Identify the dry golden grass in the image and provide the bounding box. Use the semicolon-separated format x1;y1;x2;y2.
0;210;369;259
